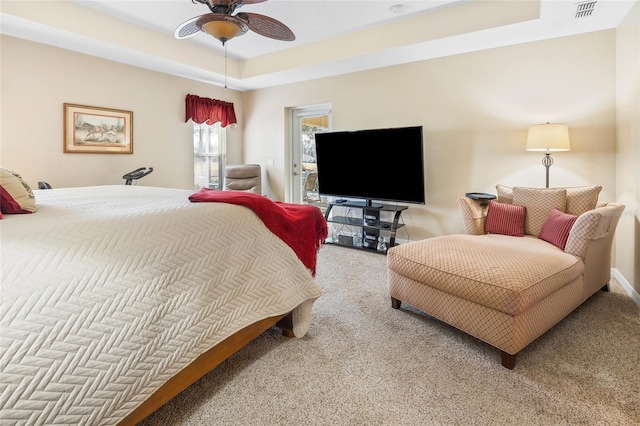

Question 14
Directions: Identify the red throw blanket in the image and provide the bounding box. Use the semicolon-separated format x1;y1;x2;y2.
189;189;327;276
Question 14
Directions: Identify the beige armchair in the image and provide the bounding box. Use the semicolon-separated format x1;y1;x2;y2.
223;164;261;194
387;185;624;369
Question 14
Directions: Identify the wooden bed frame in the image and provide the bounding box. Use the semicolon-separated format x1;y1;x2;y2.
118;312;294;425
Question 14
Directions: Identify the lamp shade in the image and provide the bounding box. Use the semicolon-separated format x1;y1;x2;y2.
526;123;570;152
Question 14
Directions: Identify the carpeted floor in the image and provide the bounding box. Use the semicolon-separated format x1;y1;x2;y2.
141;244;640;425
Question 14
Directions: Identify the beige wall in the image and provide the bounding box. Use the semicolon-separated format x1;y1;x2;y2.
243;31;617;241
0;35;244;190
616;2;640;293
2;25;636;288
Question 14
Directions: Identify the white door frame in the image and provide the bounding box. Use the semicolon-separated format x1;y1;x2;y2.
288;104;331;203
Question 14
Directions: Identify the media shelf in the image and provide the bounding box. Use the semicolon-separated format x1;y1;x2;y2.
323;201;408;253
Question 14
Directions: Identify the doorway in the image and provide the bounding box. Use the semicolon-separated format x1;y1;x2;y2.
290;105;331;204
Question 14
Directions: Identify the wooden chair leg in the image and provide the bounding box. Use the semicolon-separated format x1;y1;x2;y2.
391;297;401;309
500;350;516;369
601;283;610;292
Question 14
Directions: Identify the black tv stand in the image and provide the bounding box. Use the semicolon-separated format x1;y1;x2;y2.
323;200;408;253
335;199;383;209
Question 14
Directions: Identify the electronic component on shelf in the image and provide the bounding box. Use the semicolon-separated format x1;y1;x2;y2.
364;213;378;226
338;234;354;246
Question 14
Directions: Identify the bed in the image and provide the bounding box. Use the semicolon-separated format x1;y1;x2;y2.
0;185;324;425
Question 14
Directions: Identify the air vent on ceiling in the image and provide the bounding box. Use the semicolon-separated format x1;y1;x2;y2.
575;1;597;18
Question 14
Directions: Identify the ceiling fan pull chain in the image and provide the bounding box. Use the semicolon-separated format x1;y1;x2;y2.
224;43;228;89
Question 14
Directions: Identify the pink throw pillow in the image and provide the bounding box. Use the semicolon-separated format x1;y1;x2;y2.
484;200;526;237
538;208;578;250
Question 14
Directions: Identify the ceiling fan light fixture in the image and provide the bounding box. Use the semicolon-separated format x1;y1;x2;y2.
199;16;248;44
179;1;295;45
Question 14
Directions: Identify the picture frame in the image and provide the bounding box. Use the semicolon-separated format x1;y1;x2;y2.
63;103;133;154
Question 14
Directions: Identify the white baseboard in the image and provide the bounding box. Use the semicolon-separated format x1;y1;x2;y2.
611;268;640;306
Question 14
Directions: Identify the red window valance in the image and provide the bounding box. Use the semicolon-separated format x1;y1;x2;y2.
185;94;237;127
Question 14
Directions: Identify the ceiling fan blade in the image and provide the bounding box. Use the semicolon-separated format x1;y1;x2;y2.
236;12;295;41
174;15;204;39
231;0;268;5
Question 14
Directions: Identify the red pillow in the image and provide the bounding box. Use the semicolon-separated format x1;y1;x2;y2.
484;200;526;237
538;208;578;250
0;168;36;214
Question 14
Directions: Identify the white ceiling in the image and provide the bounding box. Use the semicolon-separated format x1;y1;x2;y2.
1;0;637;91
78;0;461;59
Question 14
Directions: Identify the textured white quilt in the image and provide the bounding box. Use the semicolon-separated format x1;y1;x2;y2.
0;186;323;425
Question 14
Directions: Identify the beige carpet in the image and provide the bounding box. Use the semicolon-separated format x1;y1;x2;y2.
141;244;640;425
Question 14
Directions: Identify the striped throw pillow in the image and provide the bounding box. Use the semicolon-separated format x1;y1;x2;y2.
538;208;578;250
484;200;526;237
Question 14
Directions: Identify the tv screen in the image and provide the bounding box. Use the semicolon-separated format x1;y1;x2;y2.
314;126;425;205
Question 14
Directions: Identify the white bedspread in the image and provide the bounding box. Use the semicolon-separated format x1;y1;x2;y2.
0;186;323;425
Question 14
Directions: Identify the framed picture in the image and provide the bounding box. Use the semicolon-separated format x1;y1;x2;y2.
63;103;133;154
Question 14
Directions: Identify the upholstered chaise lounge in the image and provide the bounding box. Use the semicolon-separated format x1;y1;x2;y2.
387;185;624;369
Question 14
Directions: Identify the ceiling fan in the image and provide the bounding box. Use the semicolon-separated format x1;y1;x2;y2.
174;0;295;45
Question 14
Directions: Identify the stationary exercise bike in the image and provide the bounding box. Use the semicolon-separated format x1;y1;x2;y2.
38;167;154;188
122;167;153;185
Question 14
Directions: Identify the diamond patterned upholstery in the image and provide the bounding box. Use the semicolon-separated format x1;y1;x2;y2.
512;187;566;236
389;187;624;368
457;197;486;235
388;235;583;316
388;270;583;355
565;186;602;215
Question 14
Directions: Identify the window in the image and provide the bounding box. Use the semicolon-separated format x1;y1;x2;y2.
194;122;225;190
290;105;331;204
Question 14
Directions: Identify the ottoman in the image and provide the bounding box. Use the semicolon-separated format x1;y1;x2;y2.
387;234;585;368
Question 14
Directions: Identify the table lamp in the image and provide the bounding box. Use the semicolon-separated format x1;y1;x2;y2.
526;123;570;188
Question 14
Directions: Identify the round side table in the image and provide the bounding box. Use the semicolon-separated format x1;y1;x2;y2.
465;192;496;206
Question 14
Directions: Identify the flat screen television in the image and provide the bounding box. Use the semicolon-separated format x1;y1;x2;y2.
314;126;425;207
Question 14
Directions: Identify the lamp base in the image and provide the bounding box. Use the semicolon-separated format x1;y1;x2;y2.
542;152;554;188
